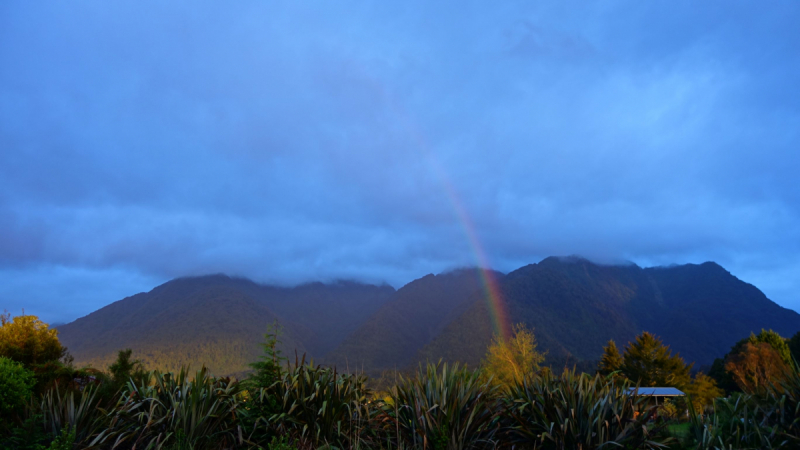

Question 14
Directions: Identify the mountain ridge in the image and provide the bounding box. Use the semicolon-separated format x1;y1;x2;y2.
56;258;800;377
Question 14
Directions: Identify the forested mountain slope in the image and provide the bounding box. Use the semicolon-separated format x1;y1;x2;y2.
323;268;502;375
58;258;800;378
58;275;395;376
414;257;800;369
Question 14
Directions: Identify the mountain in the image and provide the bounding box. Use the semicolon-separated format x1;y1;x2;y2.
411;257;800;369
57;258;800;378
57;275;395;376
323;268;503;376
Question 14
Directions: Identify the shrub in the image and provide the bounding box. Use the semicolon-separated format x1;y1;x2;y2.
96;367;243;450
685;395;780;449
255;358;372;449
47;426;76;450
40;383;107;446
0;356;35;419
377;362;499;450
0;414;51;450
500;370;669;449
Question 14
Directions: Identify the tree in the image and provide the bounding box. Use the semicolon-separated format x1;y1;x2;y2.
683;373;724;412
710;329;792;394
725;342;789;395
247;321;285;390
735;329;792;365
0;311;66;367
109;349;145;386
597;340;623;377
482;323;545;386
620;332;692;388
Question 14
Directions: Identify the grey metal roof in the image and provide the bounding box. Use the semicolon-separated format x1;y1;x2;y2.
626;387;685;396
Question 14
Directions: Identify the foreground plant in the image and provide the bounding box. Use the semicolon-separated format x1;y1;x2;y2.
377;362;498;450
685;394;785;449
500;370;669;450
251;356;371;449
41;383;107;446
95;367;243;450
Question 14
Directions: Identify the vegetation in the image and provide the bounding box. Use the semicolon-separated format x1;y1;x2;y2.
56;260;800;379
620;332;693;388
0;311;67;368
4;305;800;449
710;328;797;395
379;362;499;450
481;323;545;387
0;356;35;419
55;276;395;378
259;357;371;448
501;370;666;449
597;339;623;377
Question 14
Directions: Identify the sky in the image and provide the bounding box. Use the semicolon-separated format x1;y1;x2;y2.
1;1;799;323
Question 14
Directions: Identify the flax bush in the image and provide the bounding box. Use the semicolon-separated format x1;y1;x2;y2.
500;370;669;450
377;362;499;450
252;359;371;449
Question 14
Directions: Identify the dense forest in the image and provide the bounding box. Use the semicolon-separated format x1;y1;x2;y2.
3;309;800;449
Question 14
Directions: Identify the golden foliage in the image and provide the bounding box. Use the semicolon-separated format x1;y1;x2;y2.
0;311;66;366
482;323;545;387
684;372;724;412
725;341;789;395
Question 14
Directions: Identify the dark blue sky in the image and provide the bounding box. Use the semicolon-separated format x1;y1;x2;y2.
1;2;799;323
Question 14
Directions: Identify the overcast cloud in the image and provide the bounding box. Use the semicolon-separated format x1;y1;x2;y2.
1;1;799;323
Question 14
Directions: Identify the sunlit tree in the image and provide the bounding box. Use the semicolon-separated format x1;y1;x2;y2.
482;323;545;386
725;341;789;395
684;372;724;412
597;339;623;377
731;329;792;365
0;311;66;367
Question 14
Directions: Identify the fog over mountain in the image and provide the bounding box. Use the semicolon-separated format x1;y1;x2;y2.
1;2;799;322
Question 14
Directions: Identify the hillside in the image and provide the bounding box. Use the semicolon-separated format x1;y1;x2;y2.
413;257;800;369
323;268;502;376
58;275;395;376
57;258;800;378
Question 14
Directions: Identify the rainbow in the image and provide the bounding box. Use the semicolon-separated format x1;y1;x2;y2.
370;87;513;342
436;173;513;342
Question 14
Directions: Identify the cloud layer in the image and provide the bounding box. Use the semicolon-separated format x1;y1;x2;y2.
1;1;798;322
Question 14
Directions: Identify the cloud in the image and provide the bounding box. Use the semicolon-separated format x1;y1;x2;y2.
1;1;798;321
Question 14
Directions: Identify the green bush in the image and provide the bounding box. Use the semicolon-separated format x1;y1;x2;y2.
0;356;35;419
0;414;51;450
378;362;499;450
47;426;76;450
